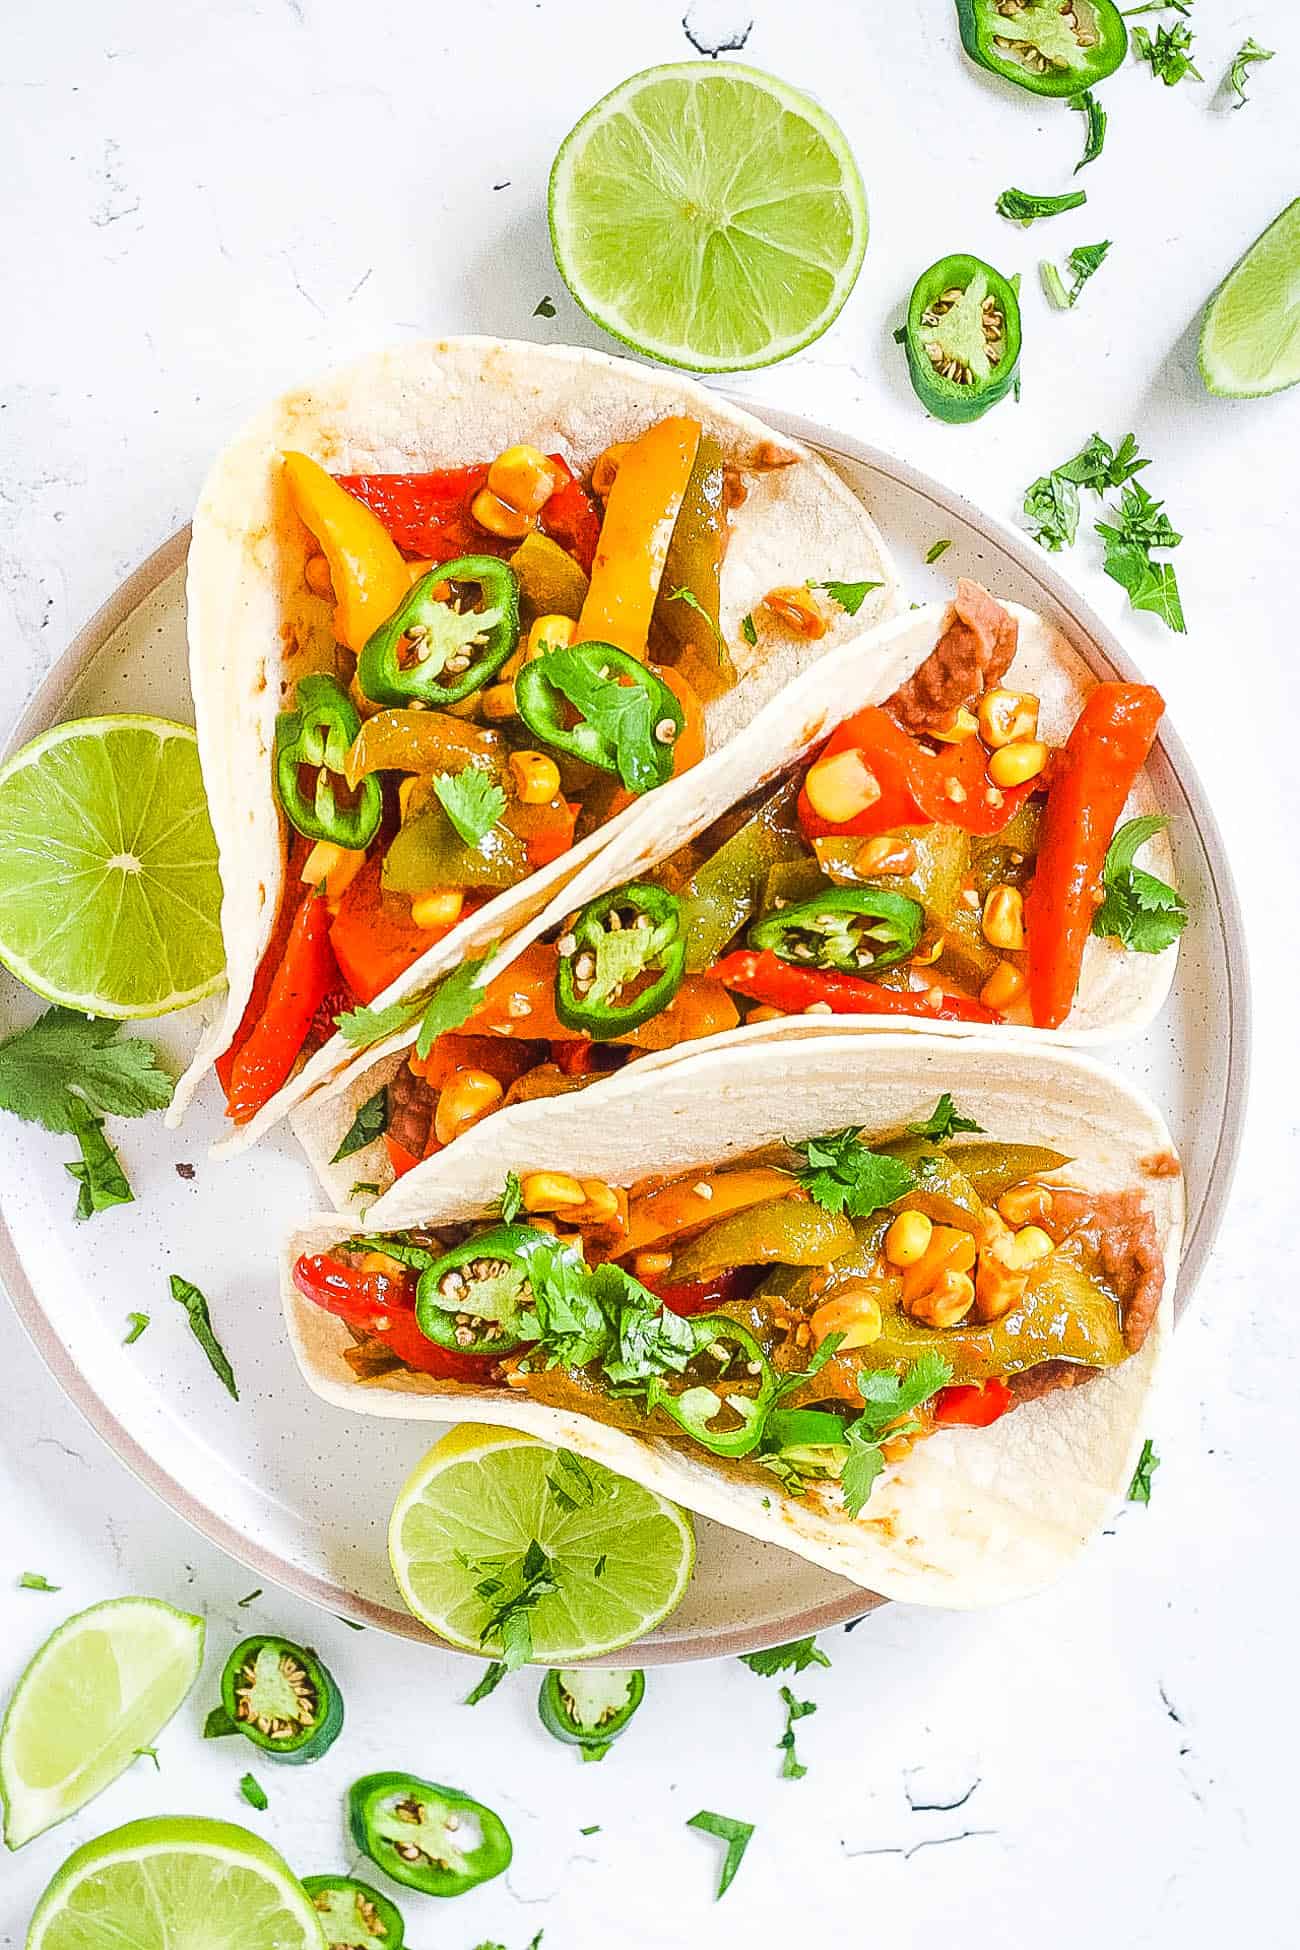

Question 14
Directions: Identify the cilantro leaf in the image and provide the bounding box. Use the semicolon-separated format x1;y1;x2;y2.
464;1660;508;1705
1127;1436;1160;1504
996;186;1087;226
667;585;722;643
497;1170;523;1224
64;1097;133;1221
840;1352;954;1517
330;1085;388;1164
687;1810;755;1900
238;1773;268;1812
476;1539;558;1670
924;539;952;565
777;1687;816;1780
124;1312;150;1344
1133;22;1201;86
1057;432;1150;493
1092;816;1187;953
134;1746;161;1770
1097;481;1181;552
433;769;508;849
840;1440;887;1519
906;1093;983;1142
203;1705;238;1738
415;951;494;1059
236;1589;261;1607
1040;240;1111;310
1225;37;1273;109
19;1571;60;1591
741;612;757;647
812;579;882;617
533;295;557;318
168;1274;239;1400
1097;528;1186;634
1023;470;1080;552
740;1636;830;1678
790;1128;915;1217
539;646;666;794
0;1008;173;1132
334;994;422;1049
1071;89;1107;171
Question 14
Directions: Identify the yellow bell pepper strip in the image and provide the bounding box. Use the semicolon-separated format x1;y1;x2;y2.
343;711;508;791
616;1168;804;1264
283;452;411;656
576;418;701;659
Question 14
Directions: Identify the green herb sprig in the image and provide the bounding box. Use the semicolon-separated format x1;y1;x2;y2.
996;186;1087;226
1092;818;1187;953
1041;240;1111;310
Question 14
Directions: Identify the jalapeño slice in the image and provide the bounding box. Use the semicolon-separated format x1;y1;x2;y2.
515;642;683;794
644;1315;778;1460
537;1667;646;1757
274;672;381;848
301;1875;405;1950
356;558;520;708
748;887;923;975
347;1770;512;1897
555;883;687;1039
903;254;1022;424
414;1224;550;1355
955;0;1127;98
218;1636;344;1763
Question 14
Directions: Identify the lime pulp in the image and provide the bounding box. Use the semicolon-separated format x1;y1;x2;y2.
1199;197;1300;398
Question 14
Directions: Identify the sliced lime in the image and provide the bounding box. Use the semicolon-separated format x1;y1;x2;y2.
1199;198;1300;397
25;1815;323;1950
0;715;225;1017
1;1597;204;1850
389;1425;694;1662
549;62;867;372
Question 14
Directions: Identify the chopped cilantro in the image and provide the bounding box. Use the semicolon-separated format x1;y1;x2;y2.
350;1180;380;1201
812;579;881;617
580;1824;601;1836
236;1589;261;1607
203;1705;238;1739
124;1311;150;1345
18;1571;59;1591
740;612;758;646
740;1636;830;1678
841;1352;953;1518
778;1687;816;1780
238;1773;268;1812
415;951;495;1060
667;585;721;642
924;539;952;564
432;769;508;849
688;1810;755;1900
464;1660;508;1705
1092;817;1187;953
533;295;557;318
1041;240;1111;310
1023;470;1081;552
330;1086;388;1164
996;186;1087;226
1225;37;1273;108
1127;1437;1160;1503
134;1746;161;1770
1133;21;1201;86
906;1093;983;1142
1095;483;1186;633
1071;89;1107;171
475;1538;558;1671
790;1128;915;1218
497;1170;523;1224
168;1274;239;1401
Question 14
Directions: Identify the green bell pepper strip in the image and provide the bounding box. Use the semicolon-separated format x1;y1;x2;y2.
955;0;1127;97
515;642;683;794
537;1668;646;1754
348;1770;512;1897
414;1224;552;1355
274;673;381;848
555;883;687;1039
903;254;1022;425
748;886;924;975
218;1636;344;1763
645;1315;778;1460
676;777;806;972
301;1875;406;1950
356;558;520;708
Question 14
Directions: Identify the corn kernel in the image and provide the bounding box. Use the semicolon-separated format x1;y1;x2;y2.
988;739;1048;789
906;1268;975;1329
509;750;562;805
804;748;881;824
480;681;517;721
487;444;556;517
574;1178;620;1223
973;1257;1027;1324
763;585;829;640
810;1282;884;1350
304;552;334;599
931;707;979;744
410;887;465;931
746;1004;786;1024
982;883;1026;951
980;961;1027;1011
855;835;918;877
359;1250;407;1278
521;1170;588;1212
997;1182;1054;1227
1002;1224;1054;1270
634;1250;674;1281
592;442;633;497
978;688;1040;750
884;1209;933;1267
301;841;366;904
527;614;577;660
471;486;534;539
433;1070;503;1146
901;1225;978;1308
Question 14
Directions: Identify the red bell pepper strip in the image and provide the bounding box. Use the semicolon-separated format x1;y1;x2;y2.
931;1379;1012;1428
797;707;1036;842
337;456;600;575
226;893;339;1124
216;838;312;1095
384;1132;426;1180
1024;683;1164;1030
710;949;1001;1025
328;854;457;1005
539;456;601;575
640;1267;752;1318
291;1252;495;1381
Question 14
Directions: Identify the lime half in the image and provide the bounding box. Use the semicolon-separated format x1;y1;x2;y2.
389;1425;695;1662
1;1597;204;1850
1200;198;1300;397
549;62;867;372
0;715;224;1017
26;1815;323;1950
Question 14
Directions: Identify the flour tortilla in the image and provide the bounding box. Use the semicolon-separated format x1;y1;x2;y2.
280;1033;1184;1608
294;596;1178;1214
170;336;899;1131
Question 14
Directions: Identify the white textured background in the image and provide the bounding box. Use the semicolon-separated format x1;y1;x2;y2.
2;2;1297;1944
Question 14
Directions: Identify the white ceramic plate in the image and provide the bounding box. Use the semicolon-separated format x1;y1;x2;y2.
0;416;1249;1662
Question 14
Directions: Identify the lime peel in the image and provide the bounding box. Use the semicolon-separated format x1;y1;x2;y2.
1199;198;1300;398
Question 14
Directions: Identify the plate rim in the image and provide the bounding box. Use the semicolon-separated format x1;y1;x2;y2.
0;413;1250;1661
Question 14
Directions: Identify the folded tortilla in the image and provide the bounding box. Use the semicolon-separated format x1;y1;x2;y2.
171;335;898;1131
281;1032;1182;1608
294;596;1177;1215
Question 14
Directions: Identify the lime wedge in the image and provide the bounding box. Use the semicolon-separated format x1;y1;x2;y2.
549;62;867;372
389;1425;694;1662
0;715;225;1017
1;1597;204;1849
1199;198;1300;397
25;1815;324;1950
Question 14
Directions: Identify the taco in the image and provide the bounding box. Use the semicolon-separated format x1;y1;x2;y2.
294;581;1181;1214
169;336;897;1136
281;1033;1184;1607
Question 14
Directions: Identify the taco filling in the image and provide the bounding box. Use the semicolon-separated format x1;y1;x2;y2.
217;418;838;1128
290;1112;1166;1512
366;582;1182;1183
